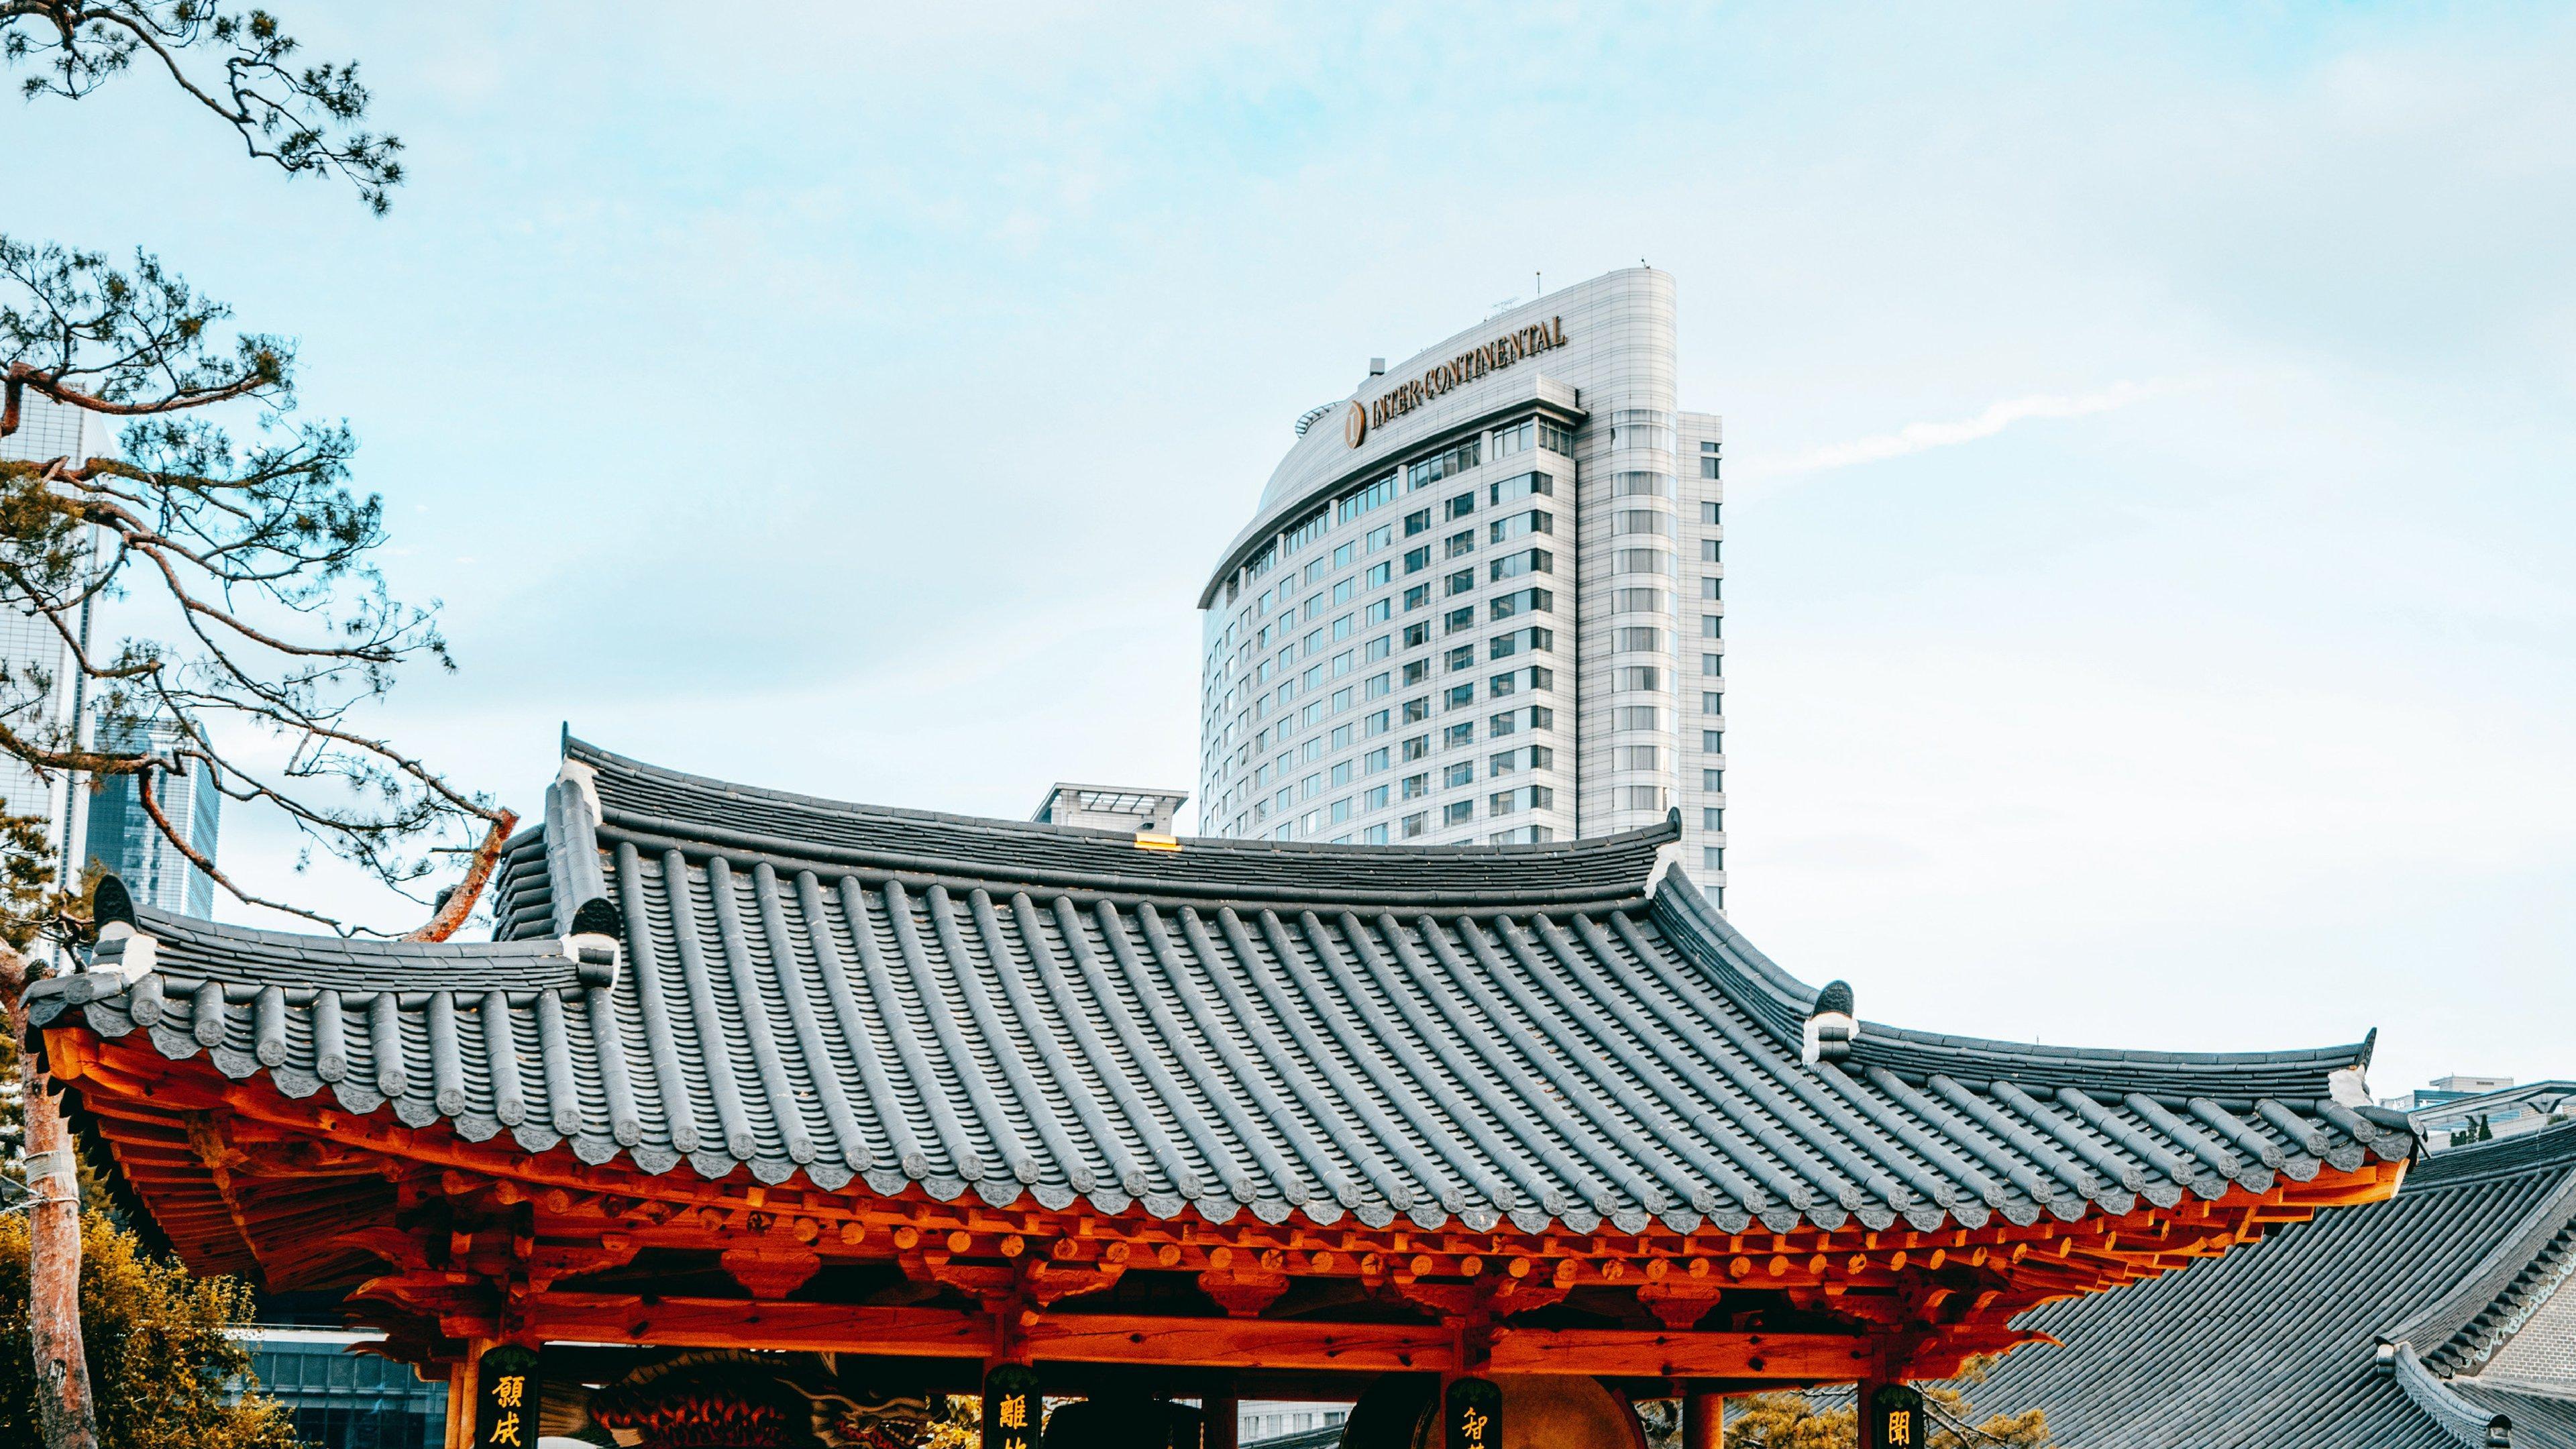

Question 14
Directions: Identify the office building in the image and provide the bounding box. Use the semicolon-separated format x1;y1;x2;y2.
85;711;221;916
1195;268;1727;903
0;391;99;890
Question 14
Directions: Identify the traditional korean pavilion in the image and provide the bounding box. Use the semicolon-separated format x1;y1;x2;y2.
1960;1121;2576;1448
25;739;2421;1449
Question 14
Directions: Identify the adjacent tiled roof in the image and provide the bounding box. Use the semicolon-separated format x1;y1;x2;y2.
30;739;2412;1244
1966;1123;2576;1449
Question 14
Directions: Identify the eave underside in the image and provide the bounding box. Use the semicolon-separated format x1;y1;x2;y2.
48;1024;2403;1388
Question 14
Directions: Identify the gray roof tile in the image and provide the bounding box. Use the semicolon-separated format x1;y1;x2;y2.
30;739;2410;1240
1968;1124;2576;1449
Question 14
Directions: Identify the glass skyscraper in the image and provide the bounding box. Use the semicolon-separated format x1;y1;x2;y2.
1195;269;1728;904
85;713;221;916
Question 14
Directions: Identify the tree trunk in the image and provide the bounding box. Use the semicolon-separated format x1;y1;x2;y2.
3;945;100;1449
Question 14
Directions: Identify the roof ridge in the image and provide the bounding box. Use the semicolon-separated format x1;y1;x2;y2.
564;733;1678;862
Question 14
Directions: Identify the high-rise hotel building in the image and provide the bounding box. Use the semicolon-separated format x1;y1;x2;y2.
1195;268;1727;905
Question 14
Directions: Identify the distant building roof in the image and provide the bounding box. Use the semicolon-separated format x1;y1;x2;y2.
1030;782;1189;828
1965;1123;2576;1448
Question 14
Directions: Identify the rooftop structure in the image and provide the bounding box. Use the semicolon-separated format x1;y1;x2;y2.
2390;1080;2576;1153
28;737;2416;1448
1964;1122;2576;1448
1195;268;1731;903
1028;782;1189;835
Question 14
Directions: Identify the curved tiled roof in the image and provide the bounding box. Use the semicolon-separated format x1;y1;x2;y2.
28;740;2411;1245
1966;1124;2576;1448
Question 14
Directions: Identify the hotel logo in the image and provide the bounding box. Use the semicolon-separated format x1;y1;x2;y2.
1352;316;1567;445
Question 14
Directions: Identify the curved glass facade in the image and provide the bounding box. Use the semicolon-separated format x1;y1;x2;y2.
1195;270;1727;907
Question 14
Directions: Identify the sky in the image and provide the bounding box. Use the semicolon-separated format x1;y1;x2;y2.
5;2;2569;1099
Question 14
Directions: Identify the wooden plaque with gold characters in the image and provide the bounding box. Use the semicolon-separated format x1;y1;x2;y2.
1445;1376;1501;1449
981;1362;1042;1449
1866;1383;1925;1449
470;1345;541;1449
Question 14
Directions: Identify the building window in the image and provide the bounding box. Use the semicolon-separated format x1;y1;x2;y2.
1405;507;1433;537
1401;811;1428;839
1703;769;1723;792
1616;547;1672;576
1702;576;1722;599
1703;846;1725;871
1446;529;1477;559
1489;509;1552;544
1613;472;1673;498
1444;683;1474;708
1366;561;1393;588
1444;761;1475;788
1701;651;1723;676
1330;724;1353;749
1364;708;1390;735
1489;626;1552;659
1362;824;1389;844
1613;665;1660;690
1283;506;1327;553
1446;645;1475;672
1367;524;1393;553
1365;785;1390;810
1702;615;1722;637
1703;807;1723;830
1337;472;1398;523
1701;539;1722;561
1490;587;1552;621
1493;418;1535;458
1613;509;1670;537
1615;705;1658;730
1330;762;1352;788
1614;587;1668;614
1404;584;1430;610
1401;773;1428;798
1616;745;1659;770
1365;598;1391;624
1613;626;1661;652
1489;547;1550;582
1701;440;1721;479
1622;785;1665;810
1540;419;1576;453
1401;697;1429;723
1403;621;1430;648
1364;672;1391;700
1404;545;1432;574
1702;691;1722;714
1443;722;1474;747
1401;735;1428;761
1402;659;1428;686
1364;747;1390;773
1445;606;1476;633
1443;800;1475;825
1490;471;1552;505
1703;730;1723;753
1446;569;1474;596
1407;436;1484;490
1333;542;1354;570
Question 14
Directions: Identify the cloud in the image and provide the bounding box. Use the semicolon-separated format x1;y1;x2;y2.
1741;379;2185;487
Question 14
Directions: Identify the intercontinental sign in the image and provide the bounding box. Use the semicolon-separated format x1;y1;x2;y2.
1344;315;1568;447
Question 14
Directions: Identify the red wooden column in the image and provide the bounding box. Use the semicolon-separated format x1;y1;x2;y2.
1203;1390;1238;1449
1684;1387;1725;1449
443;1342;486;1449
